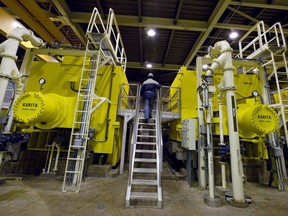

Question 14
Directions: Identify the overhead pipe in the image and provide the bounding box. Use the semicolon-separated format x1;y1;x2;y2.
0;27;43;112
206;40;245;204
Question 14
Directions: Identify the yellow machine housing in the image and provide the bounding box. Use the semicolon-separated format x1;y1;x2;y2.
169;66;278;159
14;56;128;165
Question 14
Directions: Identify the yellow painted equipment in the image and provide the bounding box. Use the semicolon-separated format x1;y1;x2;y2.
238;103;278;138
169;66;277;159
13;92;73;129
14;56;128;166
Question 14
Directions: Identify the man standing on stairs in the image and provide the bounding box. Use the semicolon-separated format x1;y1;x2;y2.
140;73;161;123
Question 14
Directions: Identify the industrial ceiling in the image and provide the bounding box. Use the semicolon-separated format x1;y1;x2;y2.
0;0;288;85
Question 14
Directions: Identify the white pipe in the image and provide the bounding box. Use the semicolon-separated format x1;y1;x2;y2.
218;92;227;189
218;91;224;145
0;28;43;111
207;40;245;203
52;143;61;173
0;152;4;168
207;97;215;199
221;162;227;189
196;57;206;189
47;142;55;173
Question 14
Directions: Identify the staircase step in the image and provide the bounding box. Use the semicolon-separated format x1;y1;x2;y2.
65;171;82;174
130;192;158;200
132;179;157;185
134;168;157;173
135;149;157;153
135;158;157;163
67;158;85;161
138;128;156;131
138;123;156;125
137;135;156;138
136;141;157;145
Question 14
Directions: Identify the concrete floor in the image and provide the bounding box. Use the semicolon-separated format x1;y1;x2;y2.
1;171;288;216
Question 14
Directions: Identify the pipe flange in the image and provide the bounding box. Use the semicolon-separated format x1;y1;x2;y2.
221;86;237;91
0;73;12;79
0;52;18;60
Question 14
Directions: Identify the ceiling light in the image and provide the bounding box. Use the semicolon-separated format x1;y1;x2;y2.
146;63;152;68
229;32;238;39
202;64;208;70
147;29;156;37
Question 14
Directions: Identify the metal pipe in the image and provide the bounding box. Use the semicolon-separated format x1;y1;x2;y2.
221;162;227;189
0;28;43;112
47;143;55;173
218;90;227;189
196;57;206;189
52;143;61;172
206;40;245;203
207;97;215;199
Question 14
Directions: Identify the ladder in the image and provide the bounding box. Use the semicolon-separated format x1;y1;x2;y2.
238;21;287;191
62;8;126;193
238;21;288;145
125;91;163;208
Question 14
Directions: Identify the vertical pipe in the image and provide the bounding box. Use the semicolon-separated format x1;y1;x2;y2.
120;116;129;174
196;57;207;189
0;152;4;168
47;142;55;173
207;97;215;199
218;92;227;189
53;143;61;172
224;69;245;203
221;163;227;189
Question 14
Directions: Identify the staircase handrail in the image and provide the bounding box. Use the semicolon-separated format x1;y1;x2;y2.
156;90;163;179
128;84;141;185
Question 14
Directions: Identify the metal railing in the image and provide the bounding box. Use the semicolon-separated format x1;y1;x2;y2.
87;8;127;71
238;21;286;59
118;83;139;114
160;86;180;113
118;84;180;119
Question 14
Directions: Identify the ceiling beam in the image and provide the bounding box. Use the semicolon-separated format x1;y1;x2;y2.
139;27;143;64
184;0;231;66
95;0;106;20
227;6;259;23
162;30;174;66
174;0;184;25
138;0;142;22
162;0;184;66
62;13;208;32
230;0;288;10
23;0;68;43
51;0;87;46
0;8;56;62
127;62;181;71
1;0;55;42
54;12;288;34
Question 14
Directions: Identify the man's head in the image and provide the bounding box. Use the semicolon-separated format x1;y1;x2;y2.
148;73;154;78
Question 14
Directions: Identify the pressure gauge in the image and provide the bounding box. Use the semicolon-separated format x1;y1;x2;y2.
252;90;259;97
39;78;46;85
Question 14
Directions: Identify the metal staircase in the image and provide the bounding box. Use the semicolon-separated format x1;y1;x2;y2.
62;8;126;193
125;91;163;208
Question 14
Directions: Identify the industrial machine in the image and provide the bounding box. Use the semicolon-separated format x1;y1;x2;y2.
0;8;128;192
0;6;287;209
166;21;287;207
